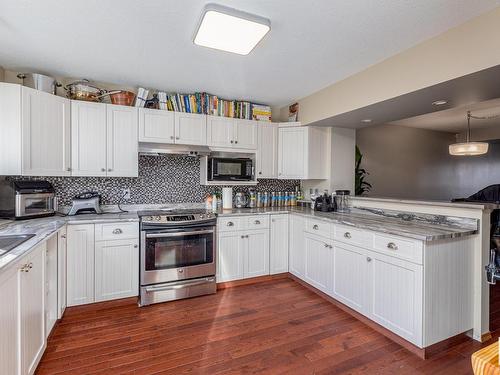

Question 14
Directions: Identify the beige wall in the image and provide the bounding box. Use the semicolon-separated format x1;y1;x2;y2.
279;7;500;124
456;126;500;142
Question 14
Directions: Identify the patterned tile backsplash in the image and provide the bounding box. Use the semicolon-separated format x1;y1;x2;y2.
7;155;300;206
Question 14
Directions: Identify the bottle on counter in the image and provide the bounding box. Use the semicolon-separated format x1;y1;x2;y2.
205;194;212;210
256;192;263;208
211;193;218;212
262;192;269;207
284;191;290;206
248;189;257;208
271;192;277;207
290;192;296;206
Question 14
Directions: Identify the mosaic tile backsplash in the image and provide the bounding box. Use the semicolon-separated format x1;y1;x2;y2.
7;155;300;206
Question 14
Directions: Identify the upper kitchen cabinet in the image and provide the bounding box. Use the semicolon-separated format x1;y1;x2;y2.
207;116;258;150
139;108;175;143
278;125;329;179
256;123;278;178
71;101;138;177
0;83;71;176
174;112;207;145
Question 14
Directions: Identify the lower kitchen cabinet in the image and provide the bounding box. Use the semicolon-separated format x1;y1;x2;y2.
289;214;306;279
57;227;67;319
270;215;289;274
304;233;332;293
67;224;95;306
0;263;20;375
45;234;58;337
217;232;245;282
20;242;46;375
245;230;270;278
95;239;139;301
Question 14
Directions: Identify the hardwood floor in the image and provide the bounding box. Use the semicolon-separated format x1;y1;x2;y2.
37;278;496;374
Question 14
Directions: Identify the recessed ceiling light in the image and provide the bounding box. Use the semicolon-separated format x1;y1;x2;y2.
432;100;448;106
361;119;372;123
194;4;271;55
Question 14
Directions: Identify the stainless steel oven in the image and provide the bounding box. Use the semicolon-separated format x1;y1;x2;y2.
139;210;217;306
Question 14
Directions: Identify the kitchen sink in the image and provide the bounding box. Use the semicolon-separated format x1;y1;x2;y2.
0;234;36;257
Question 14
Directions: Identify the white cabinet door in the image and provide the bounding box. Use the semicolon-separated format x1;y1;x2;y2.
57;227;67;319
270;215;289;274
174;112;207;145
257;124;278;178
67;224;95;306
207;116;234;147
304;233;331;293
369;252;423;346
95;239;139;302
106;105;138;177
217;232;244;282
45;235;58;338
245;230;270;278
19;242;46;375
71;101;107;176
139;108;175;143
289;215;306;279
278;127;307;179
22;88;71;176
0;267;20;375
331;243;368;314
234;119;258;150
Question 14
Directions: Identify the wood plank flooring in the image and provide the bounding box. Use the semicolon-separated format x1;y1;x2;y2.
36;278;497;374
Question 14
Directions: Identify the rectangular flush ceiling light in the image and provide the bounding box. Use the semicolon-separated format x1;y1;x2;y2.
194;4;270;55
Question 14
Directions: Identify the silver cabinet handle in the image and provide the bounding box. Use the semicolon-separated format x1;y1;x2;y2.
60;234;66;239
329;245;333;249
170;136;174;140
176;137;180;140
134;244;138;248
28;262;33;269
241;235;245;239
246;235;249;238
226;221;234;226
344;232;351;239
112;228;123;234
259;171;262;175
387;242;398;250
178;269;184;273
366;257;372;262
235;140;238;144
312;225;319;230
66;167;71;171
254;220;260;225
324;243;329;248
108;168;112;172
230;140;234;144
101;168;106;172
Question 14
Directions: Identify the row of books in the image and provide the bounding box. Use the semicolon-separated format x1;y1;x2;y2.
136;88;271;121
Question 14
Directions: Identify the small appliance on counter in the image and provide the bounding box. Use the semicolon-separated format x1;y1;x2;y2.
334;190;351;213
67;192;102;215
314;191;335;212
234;192;248;208
0;180;56;220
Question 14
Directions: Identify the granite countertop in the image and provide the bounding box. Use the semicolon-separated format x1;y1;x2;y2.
217;206;478;241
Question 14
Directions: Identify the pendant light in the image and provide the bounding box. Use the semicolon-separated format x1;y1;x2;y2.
449;111;490;156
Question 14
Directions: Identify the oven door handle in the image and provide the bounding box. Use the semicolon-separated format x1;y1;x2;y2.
144;278;214;292
145;229;214;238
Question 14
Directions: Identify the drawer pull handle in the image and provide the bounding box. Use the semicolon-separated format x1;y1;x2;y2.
254;220;261;225
112;228;123;234
387;242;398;250
324;243;329;248
312;225;319;230
226;222;234;227
344;232;351;239
366;257;372;262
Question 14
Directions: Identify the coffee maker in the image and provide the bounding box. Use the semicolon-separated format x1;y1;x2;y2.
314;191;335;212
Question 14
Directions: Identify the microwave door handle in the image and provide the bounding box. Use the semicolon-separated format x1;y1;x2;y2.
145;229;214;238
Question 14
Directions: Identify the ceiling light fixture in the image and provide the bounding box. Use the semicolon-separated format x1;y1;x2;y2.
361;119;372;123
449;110;494;156
432;100;448;106
194;4;271;55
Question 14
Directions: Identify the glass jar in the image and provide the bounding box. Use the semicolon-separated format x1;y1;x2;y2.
334;190;351;213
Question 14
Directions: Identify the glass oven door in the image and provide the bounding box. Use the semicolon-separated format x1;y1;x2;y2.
141;227;216;285
16;193;54;217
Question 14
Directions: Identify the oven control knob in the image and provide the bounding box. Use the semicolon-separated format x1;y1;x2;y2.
155;216;161;221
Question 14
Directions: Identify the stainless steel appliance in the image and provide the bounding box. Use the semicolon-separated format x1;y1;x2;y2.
67;192;102;215
139;209;217;306
234;192;248;208
207;157;254;181
0;180;56;219
17;73;61;95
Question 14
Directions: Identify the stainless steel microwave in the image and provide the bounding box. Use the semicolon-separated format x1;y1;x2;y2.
207;157;254;181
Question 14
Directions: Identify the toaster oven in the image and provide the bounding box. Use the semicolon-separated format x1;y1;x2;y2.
0;180;56;219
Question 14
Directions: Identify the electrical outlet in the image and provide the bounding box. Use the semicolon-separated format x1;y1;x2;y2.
122;188;131;200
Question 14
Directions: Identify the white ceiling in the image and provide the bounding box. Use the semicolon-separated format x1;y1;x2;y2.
1;0;499;107
390;98;500;133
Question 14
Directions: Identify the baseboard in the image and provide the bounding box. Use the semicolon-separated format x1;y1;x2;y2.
217;273;289;290
481;332;493;342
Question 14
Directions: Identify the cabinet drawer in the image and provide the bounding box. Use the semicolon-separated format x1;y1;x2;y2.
95;222;138;241
306;218;332;239
218;216;245;232
333;224;372;247
372;234;423;264
246;215;269;229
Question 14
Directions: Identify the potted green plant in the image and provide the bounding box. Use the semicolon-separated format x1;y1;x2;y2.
355;146;372;196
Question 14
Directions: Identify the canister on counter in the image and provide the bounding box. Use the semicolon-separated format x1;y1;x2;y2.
277;192;283;206
262;192;269;207
271;192;277;207
256;192;263;208
284;191;290;206
290;192;296;206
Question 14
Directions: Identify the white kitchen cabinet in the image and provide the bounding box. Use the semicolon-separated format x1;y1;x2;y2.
174;112;207;145
245;230;270;278
19;242;46;375
71;101;107;176
257;124;278;178
106;105;139;177
278;126;329;179
0;264;20;375
270;215;289;274
67;224;95;306
234;119;258;150
289;214;306;280
45;234;58;338
304;233;332;293
0;83;71;176
331;243;369;314
57;227;67;319
71;101;138;177
217;232;245;282
139;107;175;143
95;239;139;301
